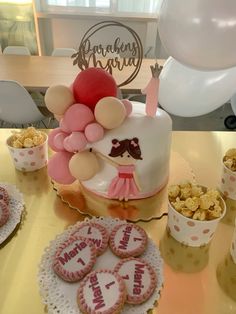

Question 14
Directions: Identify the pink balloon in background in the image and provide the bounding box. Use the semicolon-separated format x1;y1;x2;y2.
54;132;68;151
84;122;104;142
48;128;67;152
63;132;88;152
122;99;133;116
64;103;94;132
48;152;75;184
60;118;71;133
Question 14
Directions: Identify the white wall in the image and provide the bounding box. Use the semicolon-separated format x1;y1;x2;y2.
37;15;168;58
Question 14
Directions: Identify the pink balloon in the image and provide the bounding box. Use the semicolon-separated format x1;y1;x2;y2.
122;99;133;116
54;132;68;151
64;103;94;132
60;118;71;133
63;132;88;152
48;152;75;184
48;128;67;152
84;123;104;142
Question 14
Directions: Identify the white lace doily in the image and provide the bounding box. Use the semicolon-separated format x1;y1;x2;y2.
0;183;24;245
38;217;164;314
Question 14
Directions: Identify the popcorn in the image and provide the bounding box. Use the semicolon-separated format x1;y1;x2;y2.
168;182;224;221
168;185;180;199
9;127;45;148
185;197;199;211
223;148;236;172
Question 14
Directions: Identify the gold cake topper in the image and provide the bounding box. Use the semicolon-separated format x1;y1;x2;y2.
72;21;143;87
150;62;163;78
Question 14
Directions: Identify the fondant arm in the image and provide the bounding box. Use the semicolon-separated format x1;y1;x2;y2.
93;150;118;168
133;171;141;192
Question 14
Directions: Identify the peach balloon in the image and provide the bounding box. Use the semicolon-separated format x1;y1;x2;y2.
45;85;75;115
69;151;99;181
84;123;104;142
94;97;126;129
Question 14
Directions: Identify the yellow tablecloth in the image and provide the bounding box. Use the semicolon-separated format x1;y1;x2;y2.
0;130;235;314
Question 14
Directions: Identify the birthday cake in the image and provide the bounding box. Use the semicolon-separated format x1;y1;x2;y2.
46;67;172;201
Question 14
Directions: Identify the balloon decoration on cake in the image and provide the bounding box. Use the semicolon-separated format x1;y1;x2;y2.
158;0;236;118
45;67;135;185
46;21;168;201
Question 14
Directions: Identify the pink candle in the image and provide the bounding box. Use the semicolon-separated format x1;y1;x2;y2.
142;63;163;117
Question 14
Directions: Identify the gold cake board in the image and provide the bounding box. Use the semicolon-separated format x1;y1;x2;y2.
53;151;196;222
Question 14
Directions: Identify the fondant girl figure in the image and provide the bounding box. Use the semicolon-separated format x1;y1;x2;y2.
95;138;142;201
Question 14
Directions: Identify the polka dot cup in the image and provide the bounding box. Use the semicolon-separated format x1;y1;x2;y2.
219;162;236;200
7;133;48;172
167;197;226;247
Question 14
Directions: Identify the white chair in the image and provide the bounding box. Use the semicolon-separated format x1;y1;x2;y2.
3;46;31;56
51;48;77;57
0;80;48;127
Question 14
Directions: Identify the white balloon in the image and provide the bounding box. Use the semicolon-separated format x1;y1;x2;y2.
159;57;236;117
158;0;236;70
231;94;236;115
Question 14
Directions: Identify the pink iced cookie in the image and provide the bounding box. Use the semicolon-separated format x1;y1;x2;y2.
72;222;109;256
53;236;96;282
0;200;10;227
109;223;147;258
0;186;9;205
77;269;126;314
114;257;157;304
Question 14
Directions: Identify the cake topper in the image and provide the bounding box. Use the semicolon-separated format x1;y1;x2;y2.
72;21;143;87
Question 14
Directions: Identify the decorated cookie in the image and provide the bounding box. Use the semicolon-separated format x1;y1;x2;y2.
0;186;9;205
77;269;126;314
72;222;109;256
109;223;147;258
0;200;10;227
53;236;97;282
114;257;157;304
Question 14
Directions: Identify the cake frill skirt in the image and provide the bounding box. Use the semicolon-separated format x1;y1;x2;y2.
108;177;139;199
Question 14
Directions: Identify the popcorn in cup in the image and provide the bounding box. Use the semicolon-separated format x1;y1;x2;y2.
167;182;226;247
7;127;48;172
220;148;236;200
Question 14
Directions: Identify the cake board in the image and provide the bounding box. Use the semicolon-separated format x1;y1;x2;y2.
52;151;195;222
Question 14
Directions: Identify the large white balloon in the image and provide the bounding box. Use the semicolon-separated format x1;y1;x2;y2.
159;58;236;117
158;0;236;70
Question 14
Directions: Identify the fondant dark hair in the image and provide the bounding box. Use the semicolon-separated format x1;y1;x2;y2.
109;138;142;160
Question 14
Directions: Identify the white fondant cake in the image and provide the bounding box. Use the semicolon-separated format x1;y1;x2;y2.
82;102;172;200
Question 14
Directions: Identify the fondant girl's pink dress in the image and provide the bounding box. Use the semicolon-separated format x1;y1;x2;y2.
108;164;139;199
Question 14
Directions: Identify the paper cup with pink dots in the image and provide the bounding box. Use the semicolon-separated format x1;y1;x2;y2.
7;128;48;172
230;220;236;264
167;182;226;247
220;149;236;200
